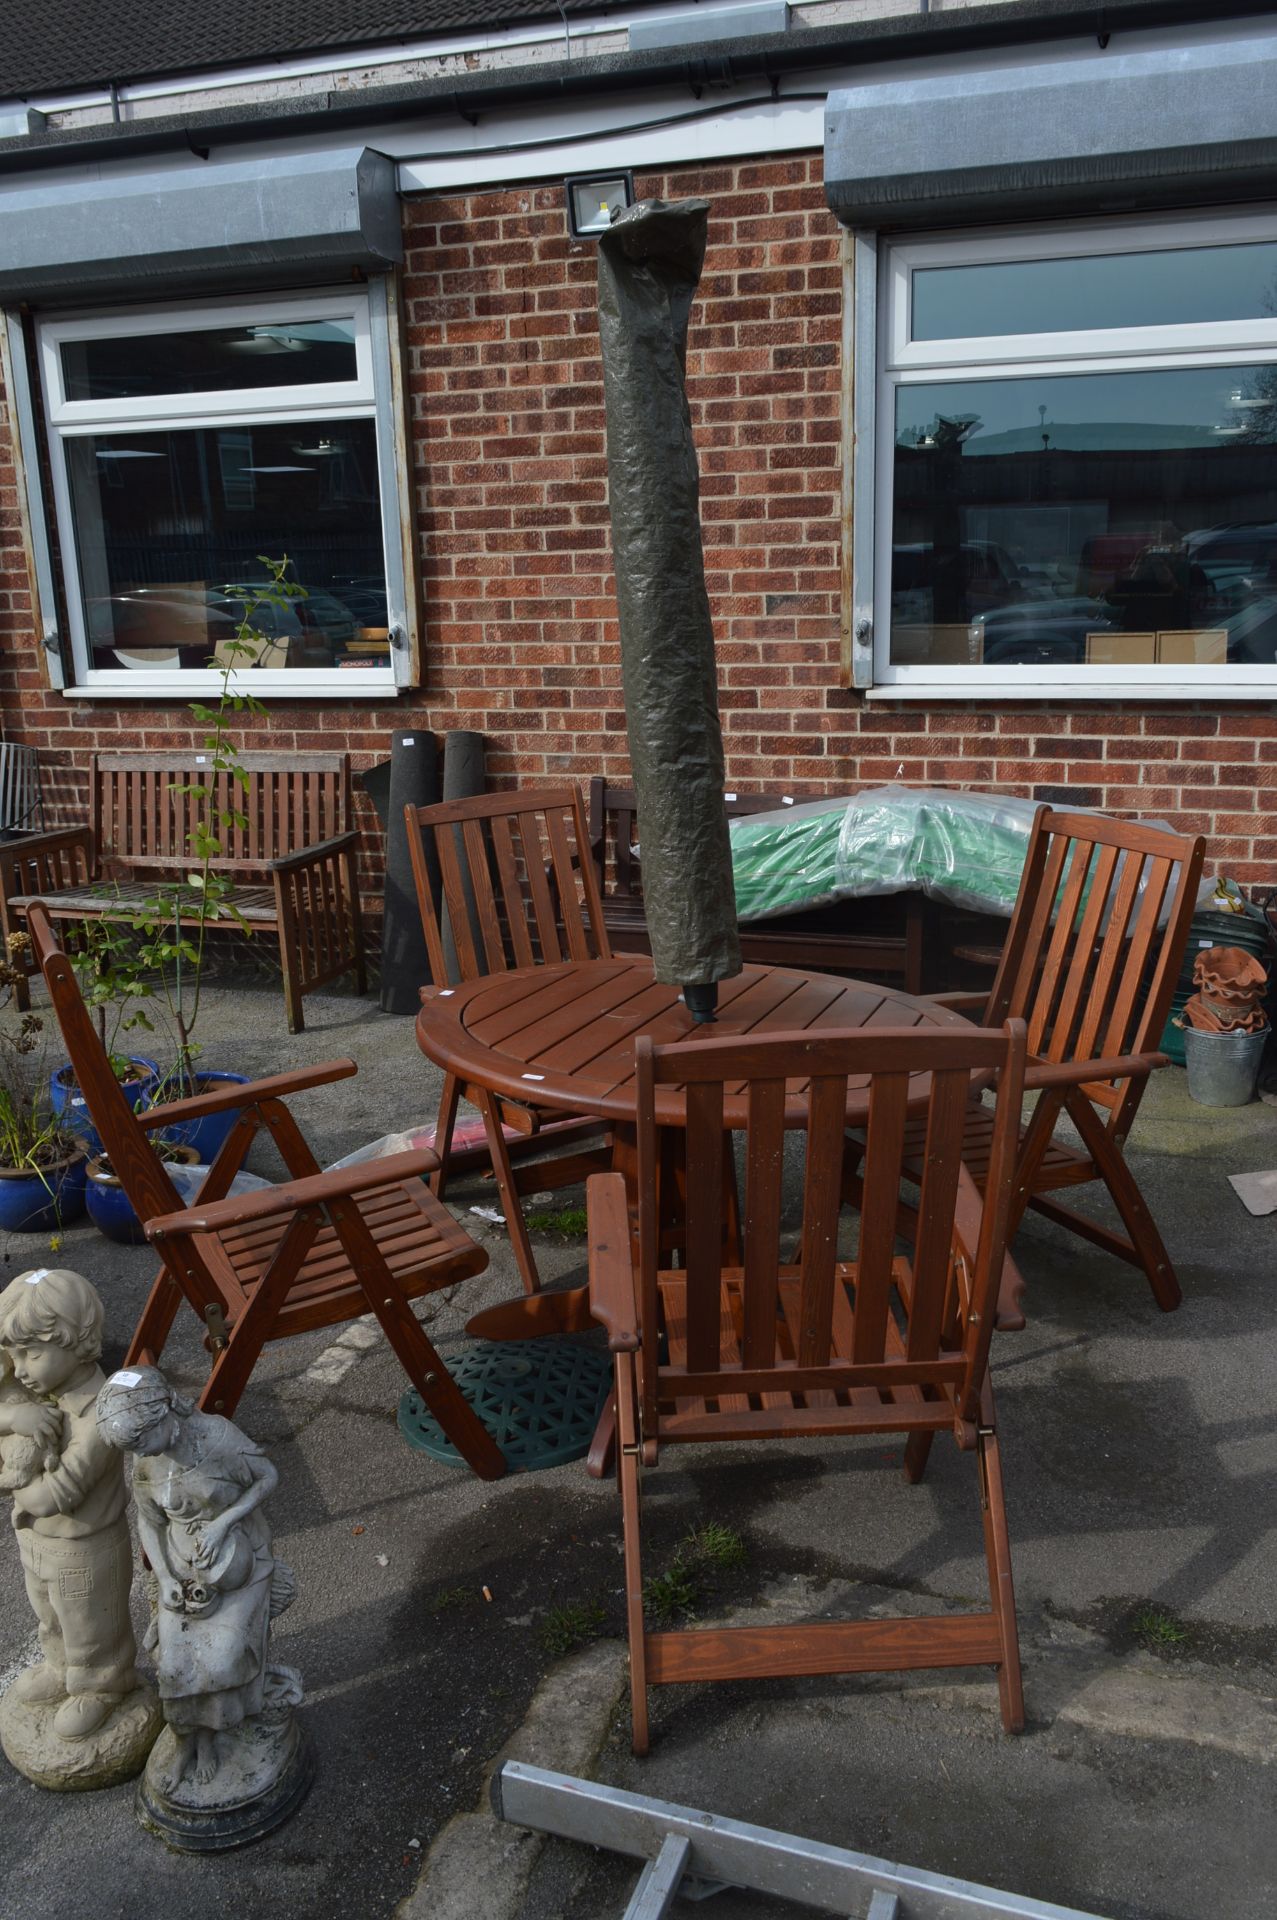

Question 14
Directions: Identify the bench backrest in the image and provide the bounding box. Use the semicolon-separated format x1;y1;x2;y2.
587;777;809;900
92;752;352;871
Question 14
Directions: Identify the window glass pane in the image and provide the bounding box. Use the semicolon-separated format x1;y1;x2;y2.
61;318;359;402
890;365;1277;669
912;244;1277;341
68;419;390;672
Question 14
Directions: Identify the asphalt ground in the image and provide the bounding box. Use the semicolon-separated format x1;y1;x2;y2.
0;970;1273;1920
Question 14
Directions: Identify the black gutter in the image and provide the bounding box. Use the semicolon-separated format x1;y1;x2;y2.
0;0;1269;175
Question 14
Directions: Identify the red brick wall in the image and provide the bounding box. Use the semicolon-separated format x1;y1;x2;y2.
1;152;1276;886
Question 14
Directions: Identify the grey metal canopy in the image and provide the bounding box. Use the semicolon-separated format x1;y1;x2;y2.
825;28;1277;229
0;146;401;301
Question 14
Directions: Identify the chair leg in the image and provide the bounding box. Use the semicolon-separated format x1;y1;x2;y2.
1063;1089;1181;1312
615;1352;649;1756
903;1430;934;1484
429;1072;463;1200
195;1211;324;1418
125;1268;186;1371
476;1086;543;1295
978;1421;1024;1734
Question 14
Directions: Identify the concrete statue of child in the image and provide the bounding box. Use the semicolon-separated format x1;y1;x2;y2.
0;1268;160;1790
96;1365;312;1850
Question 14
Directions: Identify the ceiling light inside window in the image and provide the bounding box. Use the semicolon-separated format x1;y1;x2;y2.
226;327;310;354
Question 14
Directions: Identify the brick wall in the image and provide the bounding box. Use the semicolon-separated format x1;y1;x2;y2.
1;152;1276;886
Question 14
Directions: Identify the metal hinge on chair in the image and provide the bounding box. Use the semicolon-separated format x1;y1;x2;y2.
491;1762;1113;1919
203;1303;229;1353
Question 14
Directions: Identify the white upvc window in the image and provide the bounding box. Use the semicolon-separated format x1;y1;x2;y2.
866;206;1277;700
38;284;417;698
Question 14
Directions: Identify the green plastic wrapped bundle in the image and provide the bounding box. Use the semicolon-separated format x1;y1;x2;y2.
729;787;1040;922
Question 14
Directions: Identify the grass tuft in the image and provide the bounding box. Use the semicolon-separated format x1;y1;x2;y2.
1131;1603;1190;1651
524;1205;589;1239
539;1600;606;1655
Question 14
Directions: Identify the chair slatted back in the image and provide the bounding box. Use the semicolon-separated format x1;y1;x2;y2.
634;1023;1027;1434
986;810;1205;1125
406;787;611;986
92;752;350;872
25;903;244;1322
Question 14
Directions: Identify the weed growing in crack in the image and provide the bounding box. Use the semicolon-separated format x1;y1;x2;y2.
539;1600;607;1655
1131;1604;1190;1652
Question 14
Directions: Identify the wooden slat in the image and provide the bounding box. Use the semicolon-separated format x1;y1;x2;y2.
520;811;564;966
907;1064;969;1362
489;814;536;969
645;1613;1002;1684
462;817;508;973
796;1072;847;1368
853;1069;910;1363
683;1079;725;1373
741;1078;785;1368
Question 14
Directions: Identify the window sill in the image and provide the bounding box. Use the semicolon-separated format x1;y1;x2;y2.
65;670;400;701
866;677;1277;703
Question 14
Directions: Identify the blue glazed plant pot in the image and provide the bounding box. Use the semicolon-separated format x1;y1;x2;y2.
86;1143;200;1246
162;1071;251;1164
50;1057;159;1154
0;1146;88;1234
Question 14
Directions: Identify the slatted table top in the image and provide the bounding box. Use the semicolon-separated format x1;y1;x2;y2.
416;957;982;1129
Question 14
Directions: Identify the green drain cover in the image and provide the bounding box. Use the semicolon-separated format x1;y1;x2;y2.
397;1338;613;1472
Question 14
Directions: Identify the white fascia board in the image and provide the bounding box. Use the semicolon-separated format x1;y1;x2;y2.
397;90;825;191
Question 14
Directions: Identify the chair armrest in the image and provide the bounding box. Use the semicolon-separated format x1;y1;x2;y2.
1025;1050;1165;1091
922;990;989;1017
146;1145;441;1239
135;1058;358;1130
0;825;95;881
268;830;361;875
587;1172;639;1352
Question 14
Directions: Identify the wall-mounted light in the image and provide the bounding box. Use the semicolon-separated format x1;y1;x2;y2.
565;172;635;239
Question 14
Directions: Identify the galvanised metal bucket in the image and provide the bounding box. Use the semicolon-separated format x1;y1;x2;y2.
1183;1024;1269;1107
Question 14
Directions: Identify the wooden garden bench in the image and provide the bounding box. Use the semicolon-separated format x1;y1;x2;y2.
587;777;927;992
1;751;366;1033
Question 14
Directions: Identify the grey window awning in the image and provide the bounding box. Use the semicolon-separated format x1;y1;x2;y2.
825;30;1277;230
0;146;401;302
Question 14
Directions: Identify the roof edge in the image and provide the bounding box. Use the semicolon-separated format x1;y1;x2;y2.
0;0;1267;177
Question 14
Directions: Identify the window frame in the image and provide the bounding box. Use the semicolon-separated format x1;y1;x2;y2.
870;206;1277;701
37;284;415;700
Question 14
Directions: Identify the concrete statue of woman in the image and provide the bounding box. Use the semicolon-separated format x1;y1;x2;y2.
96;1365;312;1850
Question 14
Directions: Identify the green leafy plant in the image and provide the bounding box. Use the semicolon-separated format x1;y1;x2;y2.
0;940;81;1205
92;561;305;1097
641;1525;750;1627
641;1562;702;1628
1130;1604;1190;1652
538;1599;607;1655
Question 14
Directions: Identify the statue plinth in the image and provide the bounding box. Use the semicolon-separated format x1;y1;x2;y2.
137;1665;313;1851
0;1683;162;1791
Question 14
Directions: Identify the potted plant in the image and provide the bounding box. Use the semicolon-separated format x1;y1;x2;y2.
78;564;305;1175
50;917;159;1150
0;941;87;1235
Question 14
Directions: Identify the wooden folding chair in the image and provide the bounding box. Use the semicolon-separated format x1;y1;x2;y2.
26;902;506;1480
587;1020;1030;1754
406;787;614;1294
907;810;1206;1316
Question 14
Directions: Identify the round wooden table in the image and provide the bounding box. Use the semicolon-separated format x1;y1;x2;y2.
416;955;981;1133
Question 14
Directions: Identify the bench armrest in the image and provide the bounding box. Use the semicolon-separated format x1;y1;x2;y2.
268;830;361;875
145;1144;441;1239
587;1172;639;1351
135;1058;358;1130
